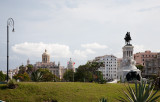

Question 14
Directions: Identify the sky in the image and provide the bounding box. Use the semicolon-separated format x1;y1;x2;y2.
0;0;160;71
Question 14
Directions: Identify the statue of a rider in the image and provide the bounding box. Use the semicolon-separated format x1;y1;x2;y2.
124;32;132;45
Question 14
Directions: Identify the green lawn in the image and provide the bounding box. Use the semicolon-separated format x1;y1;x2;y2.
0;82;160;102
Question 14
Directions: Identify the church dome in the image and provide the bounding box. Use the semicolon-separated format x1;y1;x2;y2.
42;49;50;63
42;49;50;56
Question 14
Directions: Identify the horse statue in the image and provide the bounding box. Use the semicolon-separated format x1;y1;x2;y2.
124;32;132;45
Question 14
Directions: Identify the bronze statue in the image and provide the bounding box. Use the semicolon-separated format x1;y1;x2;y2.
124;32;132;45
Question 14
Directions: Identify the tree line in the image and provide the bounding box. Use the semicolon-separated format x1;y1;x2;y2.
63;61;105;83
0;61;105;83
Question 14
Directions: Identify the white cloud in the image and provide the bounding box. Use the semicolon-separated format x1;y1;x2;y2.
12;42;71;58
73;49;95;60
12;42;97;60
81;42;107;49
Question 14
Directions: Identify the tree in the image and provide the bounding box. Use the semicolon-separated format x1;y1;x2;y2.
74;61;104;82
18;65;26;74
63;69;74;82
136;65;144;72
94;71;103;82
0;71;6;81
53;74;60;82
74;65;93;82
37;68;54;82
13;72;30;81
26;64;34;75
88;61;104;81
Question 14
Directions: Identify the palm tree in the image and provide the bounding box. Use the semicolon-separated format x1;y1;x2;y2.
31;71;43;82
117;80;160;102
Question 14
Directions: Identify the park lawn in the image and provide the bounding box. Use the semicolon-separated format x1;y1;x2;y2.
0;82;160;102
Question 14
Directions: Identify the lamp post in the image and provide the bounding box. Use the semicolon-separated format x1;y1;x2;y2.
7;18;15;82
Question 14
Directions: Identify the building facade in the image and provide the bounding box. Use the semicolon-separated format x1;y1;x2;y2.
134;50;157;66
96;55;117;80
144;52;160;76
34;49;65;79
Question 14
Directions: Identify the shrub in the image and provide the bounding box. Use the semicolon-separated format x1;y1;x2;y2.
7;79;18;89
13;72;30;82
99;98;107;102
99;79;106;84
117;80;160;102
31;71;43;82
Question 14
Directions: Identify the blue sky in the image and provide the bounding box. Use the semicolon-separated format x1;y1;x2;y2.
0;0;160;70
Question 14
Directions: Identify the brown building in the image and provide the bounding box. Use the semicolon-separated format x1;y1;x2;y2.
134;50;157;66
145;53;160;76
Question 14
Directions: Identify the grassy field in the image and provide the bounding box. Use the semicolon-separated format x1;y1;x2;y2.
0;82;160;102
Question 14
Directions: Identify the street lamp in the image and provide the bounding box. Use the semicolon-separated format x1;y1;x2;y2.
7;18;15;82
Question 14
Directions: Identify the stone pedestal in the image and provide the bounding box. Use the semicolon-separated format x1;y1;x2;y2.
118;44;141;82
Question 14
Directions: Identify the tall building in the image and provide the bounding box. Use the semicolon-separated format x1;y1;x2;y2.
67;58;75;72
96;55;117;80
34;49;65;79
134;50;157;66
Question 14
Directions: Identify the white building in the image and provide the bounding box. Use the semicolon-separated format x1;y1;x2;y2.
96;55;117;80
67;58;75;72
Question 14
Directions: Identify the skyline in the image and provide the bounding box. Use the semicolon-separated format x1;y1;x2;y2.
1;0;160;70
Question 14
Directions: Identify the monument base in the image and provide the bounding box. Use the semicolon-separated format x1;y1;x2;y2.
122;69;141;82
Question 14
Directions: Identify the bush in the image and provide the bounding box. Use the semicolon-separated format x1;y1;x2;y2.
7;79;18;89
31;71;43;82
99;80;106;84
99;98;107;102
13;72;30;82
